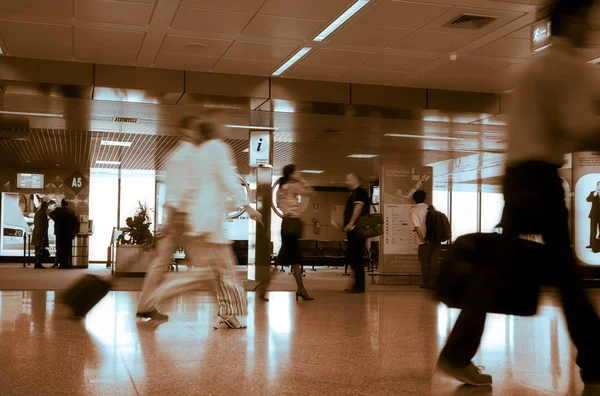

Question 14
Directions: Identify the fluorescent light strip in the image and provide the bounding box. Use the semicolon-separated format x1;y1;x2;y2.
96;160;121;165
225;125;278;131
384;133;465;141
272;47;312;76
348;154;378;159
314;0;370;42
0;110;64;118
300;170;325;174
101;140;132;147
533;44;552;52
589;57;600;64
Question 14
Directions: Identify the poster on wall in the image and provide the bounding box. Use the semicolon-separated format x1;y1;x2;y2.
380;164;433;274
573;152;600;266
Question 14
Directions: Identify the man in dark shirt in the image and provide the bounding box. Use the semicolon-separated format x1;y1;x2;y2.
343;172;370;293
49;199;79;269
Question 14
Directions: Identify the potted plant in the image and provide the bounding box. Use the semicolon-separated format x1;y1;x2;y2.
114;202;155;276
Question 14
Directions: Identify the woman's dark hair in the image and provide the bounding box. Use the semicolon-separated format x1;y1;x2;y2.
551;0;595;37
279;164;297;187
39;201;48;212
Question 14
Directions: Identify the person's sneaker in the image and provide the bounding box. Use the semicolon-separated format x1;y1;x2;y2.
437;359;492;387
136;310;169;321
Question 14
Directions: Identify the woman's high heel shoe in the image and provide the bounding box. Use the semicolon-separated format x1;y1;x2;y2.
296;290;314;301
213;315;247;329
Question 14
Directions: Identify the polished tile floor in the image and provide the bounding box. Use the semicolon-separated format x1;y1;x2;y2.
0;289;599;395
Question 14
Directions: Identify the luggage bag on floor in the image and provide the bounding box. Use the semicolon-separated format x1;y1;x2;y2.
436;232;548;317
60;274;111;318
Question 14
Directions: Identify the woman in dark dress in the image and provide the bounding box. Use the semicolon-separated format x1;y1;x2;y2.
276;164;317;301
32;201;49;269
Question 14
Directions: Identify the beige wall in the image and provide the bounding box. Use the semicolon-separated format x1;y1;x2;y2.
298;190;349;241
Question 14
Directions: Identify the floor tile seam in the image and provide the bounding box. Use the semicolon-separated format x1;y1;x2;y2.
117;343;142;396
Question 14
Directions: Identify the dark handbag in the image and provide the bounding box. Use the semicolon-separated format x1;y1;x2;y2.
59;274;111;318
41;248;50;261
436;232;546;317
355;203;384;239
281;217;303;238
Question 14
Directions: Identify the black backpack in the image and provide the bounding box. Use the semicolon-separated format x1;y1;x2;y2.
425;205;451;244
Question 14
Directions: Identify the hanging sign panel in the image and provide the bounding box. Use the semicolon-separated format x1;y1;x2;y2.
531;18;552;52
249;130;272;167
572;152;600;266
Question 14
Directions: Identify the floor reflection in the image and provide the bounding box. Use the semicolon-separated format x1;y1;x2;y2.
0;289;598;395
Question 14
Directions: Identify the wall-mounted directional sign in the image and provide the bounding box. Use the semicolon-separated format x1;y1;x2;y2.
65;171;87;195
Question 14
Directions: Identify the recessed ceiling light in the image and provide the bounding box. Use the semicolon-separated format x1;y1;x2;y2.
300;170;325;174
313;0;370;42
101;140;132;147
96;160;121;165
225;125;278;131
0;110;63;118
242;148;249;153
272;47;312;76
384;133;465;141
348;154;378;159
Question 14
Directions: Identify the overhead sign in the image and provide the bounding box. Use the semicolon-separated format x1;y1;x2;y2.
531;18;551;52
249;130;272;167
65;171;87;195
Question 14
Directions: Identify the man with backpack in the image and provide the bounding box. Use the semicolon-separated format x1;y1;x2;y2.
411;190;450;289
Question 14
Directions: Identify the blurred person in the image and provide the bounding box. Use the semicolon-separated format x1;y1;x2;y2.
49;199;79;269
137;113;263;329
586;182;600;249
276;164;317;302
437;0;600;387
32;201;49;269
341;172;370;294
411;190;441;289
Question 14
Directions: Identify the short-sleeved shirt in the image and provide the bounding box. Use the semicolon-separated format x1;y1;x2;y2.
410;203;429;245
344;187;370;227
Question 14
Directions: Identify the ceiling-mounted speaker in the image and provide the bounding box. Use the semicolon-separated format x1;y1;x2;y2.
0;129;30;140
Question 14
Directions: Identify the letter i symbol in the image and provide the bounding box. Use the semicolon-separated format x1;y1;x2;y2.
257;138;263;152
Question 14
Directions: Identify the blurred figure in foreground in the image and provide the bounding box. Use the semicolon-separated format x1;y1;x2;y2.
276;164;317;302
136;113;262;329
32;201;49;269
438;0;600;387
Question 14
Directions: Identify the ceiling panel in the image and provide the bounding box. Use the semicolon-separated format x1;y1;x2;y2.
153;52;219;71
359;53;438;72
171;7;253;34
393;30;480;53
181;0;264;14
343;69;410;86
508;25;529;39
357;0;452;29
75;0;155;26
330;24;414;48
419;6;524;36
160;35;233;57
259;0;355;22
423;59;510;80
223;42;298;62
212;58;278;76
75;27;145;65
0;21;72;60
302;49;376;68
242;15;324;40
285;64;353;81
0;0;73;19
470;37;532;59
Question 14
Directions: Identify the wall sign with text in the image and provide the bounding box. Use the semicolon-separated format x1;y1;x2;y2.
249;130;272;167
531;18;552;52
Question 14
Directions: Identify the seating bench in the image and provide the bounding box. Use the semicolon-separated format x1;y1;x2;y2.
368;272;420;285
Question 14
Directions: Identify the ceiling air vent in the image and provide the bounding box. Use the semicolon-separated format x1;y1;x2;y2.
113;117;138;123
444;14;498;30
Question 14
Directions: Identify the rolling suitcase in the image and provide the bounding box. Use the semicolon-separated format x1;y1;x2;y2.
436;232;548;317
60;274;111;318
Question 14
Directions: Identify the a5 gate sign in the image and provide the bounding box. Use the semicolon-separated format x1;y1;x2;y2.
65;171;88;195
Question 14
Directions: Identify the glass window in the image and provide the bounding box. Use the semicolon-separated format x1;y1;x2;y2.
481;192;504;233
119;170;156;230
433;189;449;215
451;191;478;241
89;169;118;262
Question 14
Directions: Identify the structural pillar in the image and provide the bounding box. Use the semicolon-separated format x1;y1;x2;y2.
247;129;274;283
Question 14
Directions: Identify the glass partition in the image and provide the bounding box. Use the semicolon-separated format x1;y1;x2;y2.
451;190;478;241
481;192;504;233
89;169;119;262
